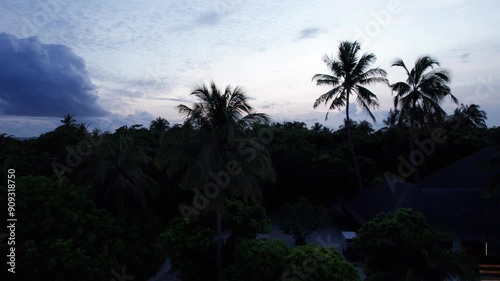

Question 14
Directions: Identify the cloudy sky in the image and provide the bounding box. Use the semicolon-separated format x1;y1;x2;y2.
0;0;499;136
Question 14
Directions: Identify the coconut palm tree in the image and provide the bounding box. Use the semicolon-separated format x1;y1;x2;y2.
90;128;102;139
312;40;388;192
449;103;487;129
150;117;170;133
390;56;458;184
158;82;274;280
76;123;90;137
0;133;14;144
383;109;402;129
60;114;77;128
311;122;325;133
79;135;158;216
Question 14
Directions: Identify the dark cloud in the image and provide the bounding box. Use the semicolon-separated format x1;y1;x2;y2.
194;12;222;26
0;33;109;117
298;28;322;40
459;52;470;62
460;53;470;59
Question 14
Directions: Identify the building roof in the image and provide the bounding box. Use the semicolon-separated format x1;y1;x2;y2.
344;146;500;241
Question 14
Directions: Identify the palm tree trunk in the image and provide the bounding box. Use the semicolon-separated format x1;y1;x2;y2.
346;92;364;193
409;122;426;215
216;197;223;281
409;137;421;186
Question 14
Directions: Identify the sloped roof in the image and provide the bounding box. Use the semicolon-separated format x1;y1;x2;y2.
419;146;500;189
344;146;500;240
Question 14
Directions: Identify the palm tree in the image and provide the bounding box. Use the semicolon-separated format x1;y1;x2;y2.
449;103;487;129
383;109;402;129
60;114;77;128
77;123;90;136
311;122;325;133
312;40;388;192
159;82;274;280
390;56;458;184
79;135;158;216
150;117;170;132
0;133;14;144
90;128;102;139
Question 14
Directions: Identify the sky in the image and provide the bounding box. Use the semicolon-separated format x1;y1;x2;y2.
0;0;499;137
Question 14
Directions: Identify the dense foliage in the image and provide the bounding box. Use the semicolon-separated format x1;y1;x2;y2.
224;239;291;281
0;176;162;281
224;198;271;241
1;40;497;280
282;244;361;281
355;209;477;281
275;197;329;245
154;217;217;281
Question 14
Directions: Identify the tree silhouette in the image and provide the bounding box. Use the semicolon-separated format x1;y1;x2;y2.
160;82;274;280
391;56;458;184
312;40;388;192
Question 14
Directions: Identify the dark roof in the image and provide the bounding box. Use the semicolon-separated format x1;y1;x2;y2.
423;188;499;240
343;179;420;225
344;146;500;241
419;146;500;189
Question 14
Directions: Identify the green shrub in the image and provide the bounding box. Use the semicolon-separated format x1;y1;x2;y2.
224;239;291;281
354;208;438;273
355;208;476;280
282;244;360;281
154;217;216;281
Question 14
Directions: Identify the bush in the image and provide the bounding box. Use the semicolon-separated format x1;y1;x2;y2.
282;244;360;281
224;239;291;281
154;217;216;281
275;197;329;245
355;208;476;280
354;208;438;273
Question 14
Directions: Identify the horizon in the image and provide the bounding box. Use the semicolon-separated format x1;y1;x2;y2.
1;0;499;137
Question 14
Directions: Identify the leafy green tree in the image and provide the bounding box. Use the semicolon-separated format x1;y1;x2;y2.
390;56;458;184
160;82;275;280
224;239;291;281
312;40;388;192
0;176;161;281
224;198;271;241
275;197;329;245
154;217;216;281
355;209;476;281
282;244;360;281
